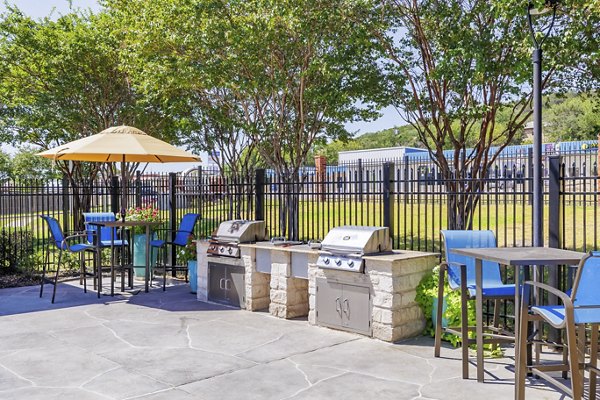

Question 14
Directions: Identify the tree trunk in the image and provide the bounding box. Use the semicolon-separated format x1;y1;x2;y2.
277;172;301;241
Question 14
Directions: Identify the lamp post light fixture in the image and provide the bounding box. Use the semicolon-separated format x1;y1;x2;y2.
527;0;558;248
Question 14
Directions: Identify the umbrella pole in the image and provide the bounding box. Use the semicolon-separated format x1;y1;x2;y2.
121;158;126;222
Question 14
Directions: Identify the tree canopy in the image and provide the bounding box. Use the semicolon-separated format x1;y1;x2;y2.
0;6;182;183
373;0;598;229
105;0;385;238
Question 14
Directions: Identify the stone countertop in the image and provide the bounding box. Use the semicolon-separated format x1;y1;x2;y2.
240;243;438;259
239;241;320;255
362;250;439;262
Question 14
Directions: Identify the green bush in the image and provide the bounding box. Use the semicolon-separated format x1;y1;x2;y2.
0;228;35;271
415;265;502;356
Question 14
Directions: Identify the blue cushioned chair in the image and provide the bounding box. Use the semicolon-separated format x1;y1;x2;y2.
150;213;200;290
40;215;97;303
434;230;516;379
516;252;600;400
83;212;133;293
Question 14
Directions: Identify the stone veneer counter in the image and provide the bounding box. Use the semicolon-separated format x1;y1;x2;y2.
239;243;320;318
308;250;438;342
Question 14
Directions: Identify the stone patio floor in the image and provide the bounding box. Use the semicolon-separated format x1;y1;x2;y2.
0;280;571;399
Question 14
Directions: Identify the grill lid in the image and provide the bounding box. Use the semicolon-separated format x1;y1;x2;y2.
320;225;391;255
213;220;266;243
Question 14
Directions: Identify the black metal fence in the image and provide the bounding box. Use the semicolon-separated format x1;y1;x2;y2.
1;146;598;273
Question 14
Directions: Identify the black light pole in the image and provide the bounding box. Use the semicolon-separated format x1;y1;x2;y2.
527;0;558;248
526;0;560;360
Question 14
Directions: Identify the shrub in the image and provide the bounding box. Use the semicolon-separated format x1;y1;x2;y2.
415;265;502;356
0;228;34;271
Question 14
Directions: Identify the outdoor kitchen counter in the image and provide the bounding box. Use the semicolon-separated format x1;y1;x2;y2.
239;242;319;318
309;250;439;342
240;242;318;254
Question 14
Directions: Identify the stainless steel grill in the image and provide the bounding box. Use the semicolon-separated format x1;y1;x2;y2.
207;220;266;258
316;226;391;272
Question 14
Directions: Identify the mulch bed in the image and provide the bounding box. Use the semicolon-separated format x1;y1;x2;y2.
0;269;42;289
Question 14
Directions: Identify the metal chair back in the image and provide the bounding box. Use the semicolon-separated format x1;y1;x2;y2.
440;229;503;290
172;213;201;246
41;215;67;250
83;212;117;245
570;251;600;322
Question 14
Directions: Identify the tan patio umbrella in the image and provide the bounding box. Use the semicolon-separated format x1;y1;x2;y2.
38;125;201;218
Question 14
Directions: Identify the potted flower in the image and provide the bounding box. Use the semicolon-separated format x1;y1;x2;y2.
178;235;198;293
121;204;162;279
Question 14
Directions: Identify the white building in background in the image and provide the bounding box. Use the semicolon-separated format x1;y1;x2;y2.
335;147;429;195
338;146;428;164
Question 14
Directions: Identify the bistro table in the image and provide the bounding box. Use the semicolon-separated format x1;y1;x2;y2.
89;220;161;295
449;246;585;385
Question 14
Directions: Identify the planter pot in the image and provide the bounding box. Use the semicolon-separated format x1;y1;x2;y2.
133;233;158;279
188;260;197;294
432;296;448;328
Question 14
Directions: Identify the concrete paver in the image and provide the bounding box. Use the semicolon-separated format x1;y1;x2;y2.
0;280;569;399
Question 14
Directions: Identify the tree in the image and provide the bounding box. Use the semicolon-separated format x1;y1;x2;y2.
226;0;384;238
106;0;385;238
0;150;11;180
104;0;262;219
0;7;182;227
543;93;600;142
375;0;574;230
11;146;61;181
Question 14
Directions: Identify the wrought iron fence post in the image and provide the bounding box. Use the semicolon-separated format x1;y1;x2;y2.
61;175;70;232
169;172;177;274
547;154;562;343
197;166;203;220
527;147;533;206
110;176;120;216
383;163;395;244
135;171;142;208
548;155;562;248
255;169;265;221
358;158;363;203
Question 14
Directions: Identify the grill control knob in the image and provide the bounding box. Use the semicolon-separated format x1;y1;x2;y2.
227;247;233;254
323;258;330;265
348;260;354;268
335;259;342;266
219;246;225;253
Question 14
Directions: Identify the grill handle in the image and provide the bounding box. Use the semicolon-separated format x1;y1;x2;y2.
219;278;225;290
335;297;341;315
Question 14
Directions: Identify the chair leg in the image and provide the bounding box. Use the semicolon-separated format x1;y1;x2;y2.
590;324;598;400
516;304;530;400
92;250;98;291
127;243;133;288
460;267;469;380
81;252;87;293
567;322;583;400
563;329;569;379
40;245;50;298
120;246;125;293
51;251;62;304
491;299;501;352
434;265;446;358
163;245;167;291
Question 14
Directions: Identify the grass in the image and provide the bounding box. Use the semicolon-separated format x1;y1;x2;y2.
2;195;598;270
197;196;599;252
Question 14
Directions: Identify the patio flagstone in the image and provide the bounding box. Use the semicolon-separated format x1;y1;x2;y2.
0;280;565;399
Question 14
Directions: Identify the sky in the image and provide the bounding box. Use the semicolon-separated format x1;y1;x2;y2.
0;0;402;171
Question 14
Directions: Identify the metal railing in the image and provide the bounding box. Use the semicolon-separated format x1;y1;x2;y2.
1;147;598;273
